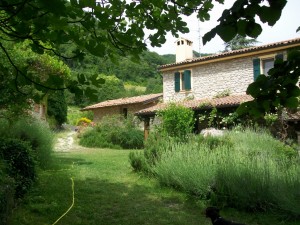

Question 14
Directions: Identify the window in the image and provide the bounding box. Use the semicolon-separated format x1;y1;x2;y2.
174;70;191;92
181;72;185;90
253;53;283;81
262;58;274;75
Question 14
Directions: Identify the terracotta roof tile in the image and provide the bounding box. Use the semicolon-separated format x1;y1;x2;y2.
159;37;300;70
136;95;253;116
82;93;163;111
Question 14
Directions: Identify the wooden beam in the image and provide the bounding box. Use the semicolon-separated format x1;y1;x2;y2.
144;117;150;140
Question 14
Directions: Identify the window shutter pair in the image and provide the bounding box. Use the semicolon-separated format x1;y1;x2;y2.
253;53;283;81
174;70;191;92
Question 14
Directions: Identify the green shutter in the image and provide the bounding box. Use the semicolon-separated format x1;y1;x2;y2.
184;70;191;90
253;58;260;81
174;72;180;92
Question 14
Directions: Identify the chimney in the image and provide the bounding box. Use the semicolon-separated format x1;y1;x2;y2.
175;37;193;63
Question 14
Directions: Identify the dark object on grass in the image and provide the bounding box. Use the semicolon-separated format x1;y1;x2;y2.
205;207;246;225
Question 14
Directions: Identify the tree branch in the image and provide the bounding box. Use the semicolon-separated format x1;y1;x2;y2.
0;42;69;92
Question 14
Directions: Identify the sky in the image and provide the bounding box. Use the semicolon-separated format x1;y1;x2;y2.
147;0;300;55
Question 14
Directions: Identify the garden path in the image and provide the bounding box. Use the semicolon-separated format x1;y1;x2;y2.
54;131;86;152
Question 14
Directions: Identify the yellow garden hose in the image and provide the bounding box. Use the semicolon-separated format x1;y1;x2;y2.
51;178;75;225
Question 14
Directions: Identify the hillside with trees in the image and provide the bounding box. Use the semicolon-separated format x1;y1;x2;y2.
64;50;177;107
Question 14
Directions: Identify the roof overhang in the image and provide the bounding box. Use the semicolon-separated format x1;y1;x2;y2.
159;38;300;72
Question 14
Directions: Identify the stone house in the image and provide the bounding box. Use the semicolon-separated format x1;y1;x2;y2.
136;37;300;137
81;93;162;122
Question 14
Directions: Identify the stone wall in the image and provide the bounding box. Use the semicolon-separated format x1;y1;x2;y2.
163;56;255;102
91;102;158;122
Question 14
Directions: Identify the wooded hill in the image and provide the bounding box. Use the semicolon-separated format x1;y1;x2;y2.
64;50;170;107
64;50;210;107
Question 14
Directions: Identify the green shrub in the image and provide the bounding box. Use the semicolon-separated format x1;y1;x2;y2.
79;128;120;149
7;119;54;169
199;134;233;150
129;151;147;172
111;128;144;149
76;117;92;126
79;115;144;149
157;103;194;139
139;128;300;218
0;138;36;198
0;162;15;225
143;131;170;167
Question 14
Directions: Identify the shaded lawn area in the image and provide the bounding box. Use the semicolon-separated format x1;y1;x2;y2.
9;148;299;225
9;149;205;225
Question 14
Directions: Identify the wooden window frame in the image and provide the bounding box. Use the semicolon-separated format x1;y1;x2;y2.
260;54;275;76
175;69;192;92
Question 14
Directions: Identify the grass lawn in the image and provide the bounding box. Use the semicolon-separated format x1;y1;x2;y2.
9;147;299;225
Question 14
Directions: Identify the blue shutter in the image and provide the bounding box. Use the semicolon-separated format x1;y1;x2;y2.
184;70;191;90
253;58;260;81
174;72;180;92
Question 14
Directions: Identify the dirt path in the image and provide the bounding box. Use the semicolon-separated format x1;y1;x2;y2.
54;131;87;152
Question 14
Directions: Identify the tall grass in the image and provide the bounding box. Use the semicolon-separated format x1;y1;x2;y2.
147;129;300;218
0;118;54;169
0;117;54;222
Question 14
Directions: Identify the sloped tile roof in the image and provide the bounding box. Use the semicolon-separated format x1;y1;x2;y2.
82;93;163;111
136;94;253;116
159;37;300;70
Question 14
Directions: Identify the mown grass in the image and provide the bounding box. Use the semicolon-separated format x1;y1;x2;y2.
9;148;206;225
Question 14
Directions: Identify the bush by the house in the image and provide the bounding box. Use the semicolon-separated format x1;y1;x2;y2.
156;103;194;139
79;115;144;149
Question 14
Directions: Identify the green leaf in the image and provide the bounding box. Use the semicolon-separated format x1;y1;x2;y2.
246;22;262;38
30;43;44;54
217;25;237;42
90;74;105;87
262;100;270;112
246;82;261;97
77;74;86;85
85;87;98;102
237;20;247;36
285;97;299;108
236;102;249;115
258;6;282;26
202;28;217;45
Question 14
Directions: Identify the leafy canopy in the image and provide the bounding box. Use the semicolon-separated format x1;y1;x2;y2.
1;0;298;117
